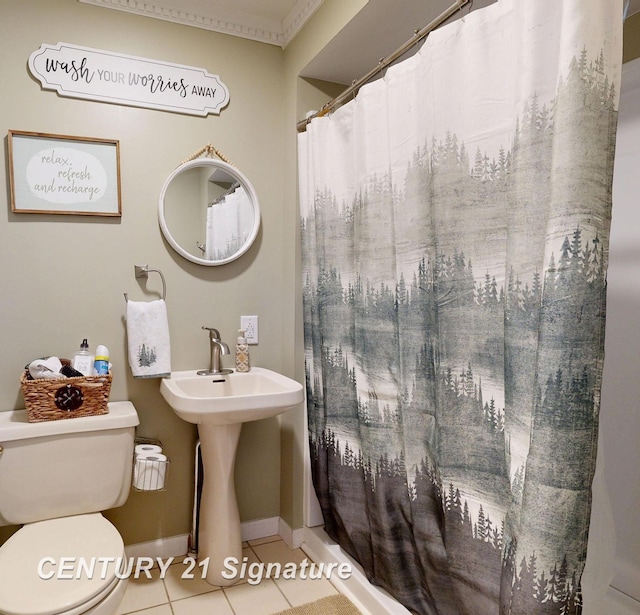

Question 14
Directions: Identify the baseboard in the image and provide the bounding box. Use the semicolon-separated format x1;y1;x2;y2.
125;533;190;559
300;526;411;615
278;517;306;549
239;516;280;542
124;516;292;559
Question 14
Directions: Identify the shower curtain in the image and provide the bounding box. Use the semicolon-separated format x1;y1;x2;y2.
205;185;251;260
298;1;622;613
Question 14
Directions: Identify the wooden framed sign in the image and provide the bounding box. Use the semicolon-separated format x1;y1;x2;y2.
8;130;121;216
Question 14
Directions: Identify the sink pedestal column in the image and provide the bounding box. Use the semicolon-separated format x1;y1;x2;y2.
197;422;243;586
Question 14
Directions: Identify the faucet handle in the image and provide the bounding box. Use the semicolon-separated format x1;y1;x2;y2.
202;326;221;339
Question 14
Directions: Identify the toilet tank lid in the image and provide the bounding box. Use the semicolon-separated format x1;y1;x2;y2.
0;401;139;442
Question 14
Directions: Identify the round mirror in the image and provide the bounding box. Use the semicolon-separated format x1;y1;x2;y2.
158;158;260;266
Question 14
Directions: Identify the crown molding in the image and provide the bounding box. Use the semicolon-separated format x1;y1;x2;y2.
78;0;323;47
282;0;324;44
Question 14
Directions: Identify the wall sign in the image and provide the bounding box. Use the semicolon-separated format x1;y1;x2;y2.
8;130;121;216
28;42;230;117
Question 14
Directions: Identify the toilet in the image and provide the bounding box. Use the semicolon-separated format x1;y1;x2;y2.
0;401;139;615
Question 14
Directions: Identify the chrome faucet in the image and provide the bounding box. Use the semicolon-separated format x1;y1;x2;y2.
197;327;233;376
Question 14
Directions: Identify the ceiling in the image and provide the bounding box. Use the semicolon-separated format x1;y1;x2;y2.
81;0;640;86
80;0;493;85
300;0;497;85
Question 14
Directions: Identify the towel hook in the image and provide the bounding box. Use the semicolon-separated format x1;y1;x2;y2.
124;264;167;302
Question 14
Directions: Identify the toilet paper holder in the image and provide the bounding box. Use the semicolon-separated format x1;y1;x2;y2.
132;437;170;492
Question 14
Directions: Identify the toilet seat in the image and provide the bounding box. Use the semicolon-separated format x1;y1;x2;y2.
0;513;125;615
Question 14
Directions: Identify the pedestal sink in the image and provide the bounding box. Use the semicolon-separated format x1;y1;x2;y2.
159;367;304;586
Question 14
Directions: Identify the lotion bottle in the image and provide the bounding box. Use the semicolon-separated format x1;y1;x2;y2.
235;330;250;372
72;339;94;376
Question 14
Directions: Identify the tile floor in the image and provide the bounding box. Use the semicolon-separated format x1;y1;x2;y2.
116;535;341;615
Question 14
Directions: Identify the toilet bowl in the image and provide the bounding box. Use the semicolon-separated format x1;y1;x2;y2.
0;402;139;615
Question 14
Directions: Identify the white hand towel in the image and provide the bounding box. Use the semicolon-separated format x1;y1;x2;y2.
28;356;63;379
126;299;171;378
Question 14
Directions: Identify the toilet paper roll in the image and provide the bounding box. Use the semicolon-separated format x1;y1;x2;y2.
133;454;167;491
135;444;163;457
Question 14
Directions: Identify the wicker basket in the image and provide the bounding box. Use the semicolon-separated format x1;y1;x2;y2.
20;362;112;423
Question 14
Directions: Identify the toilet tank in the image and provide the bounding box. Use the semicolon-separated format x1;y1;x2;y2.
0;401;139;526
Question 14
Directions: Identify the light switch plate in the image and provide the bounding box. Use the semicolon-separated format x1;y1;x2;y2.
240;315;258;344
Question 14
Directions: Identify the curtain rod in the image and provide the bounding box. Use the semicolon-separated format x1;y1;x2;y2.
296;0;471;133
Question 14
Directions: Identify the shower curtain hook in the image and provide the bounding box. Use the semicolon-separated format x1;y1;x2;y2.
378;57;390;81
459;0;472;22
351;80;357;101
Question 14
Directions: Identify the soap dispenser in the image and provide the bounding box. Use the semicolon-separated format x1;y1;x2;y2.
235;329;250;372
72;339;94;376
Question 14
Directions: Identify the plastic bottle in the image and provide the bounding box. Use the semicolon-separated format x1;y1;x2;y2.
72;339;94;376
94;345;110;375
235;330;250;372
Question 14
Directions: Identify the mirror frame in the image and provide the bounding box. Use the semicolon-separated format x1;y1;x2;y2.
158;158;261;266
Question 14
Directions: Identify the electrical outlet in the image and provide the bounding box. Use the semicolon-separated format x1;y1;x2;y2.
240;315;258;345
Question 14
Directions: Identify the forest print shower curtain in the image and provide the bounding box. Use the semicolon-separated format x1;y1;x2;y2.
299;0;622;613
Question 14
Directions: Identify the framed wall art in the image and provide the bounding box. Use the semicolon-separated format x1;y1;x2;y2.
8;130;121;216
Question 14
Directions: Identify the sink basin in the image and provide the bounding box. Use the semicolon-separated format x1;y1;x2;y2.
159;367;304;425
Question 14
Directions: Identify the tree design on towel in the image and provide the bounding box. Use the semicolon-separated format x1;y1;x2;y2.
137;343;157;368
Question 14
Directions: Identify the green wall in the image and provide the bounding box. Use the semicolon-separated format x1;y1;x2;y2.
0;0;287;546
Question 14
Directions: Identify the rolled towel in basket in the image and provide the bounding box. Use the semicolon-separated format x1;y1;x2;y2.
126;299;171;378
28;357;63;380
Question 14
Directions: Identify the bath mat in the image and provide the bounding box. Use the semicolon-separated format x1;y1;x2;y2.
273;594;363;615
